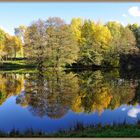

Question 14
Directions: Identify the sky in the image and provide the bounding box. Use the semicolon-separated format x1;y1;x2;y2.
1;2;140;35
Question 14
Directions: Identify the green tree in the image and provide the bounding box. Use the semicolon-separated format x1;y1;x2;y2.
127;23;140;49
79;20;95;65
46;17;79;68
78;21;112;66
25;18;79;69
105;22;137;67
24;19;48;70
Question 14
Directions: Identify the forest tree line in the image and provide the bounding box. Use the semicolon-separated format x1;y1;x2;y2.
0;17;140;69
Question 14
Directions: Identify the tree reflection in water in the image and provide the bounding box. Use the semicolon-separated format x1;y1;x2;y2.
16;69;79;119
0;73;24;105
0;69;139;119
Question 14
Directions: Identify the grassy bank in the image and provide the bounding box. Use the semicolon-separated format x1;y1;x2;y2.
53;124;140;137
0;123;140;137
0;60;35;70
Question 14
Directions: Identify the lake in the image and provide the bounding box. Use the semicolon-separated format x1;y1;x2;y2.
0;69;140;133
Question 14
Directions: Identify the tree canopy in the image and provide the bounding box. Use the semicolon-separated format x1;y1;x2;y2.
0;17;139;69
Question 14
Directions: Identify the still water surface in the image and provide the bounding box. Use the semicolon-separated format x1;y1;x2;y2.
0;69;140;133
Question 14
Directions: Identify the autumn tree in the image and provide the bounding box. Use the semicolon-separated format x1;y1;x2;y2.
105;21;137;67
70;18;83;45
127;23;140;49
24;17;79;69
45;17;79;68
79;20;95;65
11;36;23;58
77;20;112;66
0;17;139;69
4;34;14;59
24;19;48;70
0;28;6;62
4;35;23;58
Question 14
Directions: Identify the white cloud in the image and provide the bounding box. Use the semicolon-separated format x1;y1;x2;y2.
122;14;127;17
128;6;140;17
127;108;140;118
121;107;126;111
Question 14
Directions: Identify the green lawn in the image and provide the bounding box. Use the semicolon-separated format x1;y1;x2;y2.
0;124;140;137
52;125;140;137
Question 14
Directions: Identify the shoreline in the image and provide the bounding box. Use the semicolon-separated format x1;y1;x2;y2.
0;123;140;137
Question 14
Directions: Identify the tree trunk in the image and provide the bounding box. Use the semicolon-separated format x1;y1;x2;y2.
14;50;16;58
